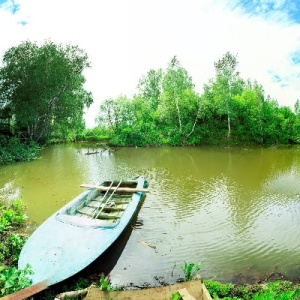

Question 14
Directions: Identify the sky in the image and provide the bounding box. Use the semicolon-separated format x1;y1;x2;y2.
0;0;300;128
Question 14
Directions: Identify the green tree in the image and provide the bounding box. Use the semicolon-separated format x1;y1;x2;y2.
0;40;92;143
200;80;225;142
96;95;139;145
234;81;265;143
137;69;163;110
295;99;300;115
97;96;134;133
258;99;297;144
130;94;161;146
160;56;201;145
213;51;241;139
294;99;300;142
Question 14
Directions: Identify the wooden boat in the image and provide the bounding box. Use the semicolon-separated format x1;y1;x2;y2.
11;176;148;299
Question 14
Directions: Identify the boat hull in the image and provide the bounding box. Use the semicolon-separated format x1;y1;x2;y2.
18;176;147;286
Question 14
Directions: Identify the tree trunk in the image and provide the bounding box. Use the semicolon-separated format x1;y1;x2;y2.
227;114;231;139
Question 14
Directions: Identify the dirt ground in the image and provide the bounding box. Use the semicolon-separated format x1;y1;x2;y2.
83;280;212;300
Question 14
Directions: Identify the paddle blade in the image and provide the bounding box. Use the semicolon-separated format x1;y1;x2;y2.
0;279;49;300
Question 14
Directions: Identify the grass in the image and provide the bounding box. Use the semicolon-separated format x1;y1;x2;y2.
204;279;300;299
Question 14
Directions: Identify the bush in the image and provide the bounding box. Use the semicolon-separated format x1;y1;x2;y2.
0;199;27;266
77;128;109;142
0;265;32;296
0;197;31;296
0;135;40;164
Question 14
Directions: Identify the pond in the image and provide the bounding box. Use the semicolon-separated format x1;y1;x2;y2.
1;143;300;286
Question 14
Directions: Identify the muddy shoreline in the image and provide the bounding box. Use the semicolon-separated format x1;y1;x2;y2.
32;266;300;300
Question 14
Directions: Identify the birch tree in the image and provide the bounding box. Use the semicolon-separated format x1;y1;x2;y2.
160;56;201;145
214;52;240;139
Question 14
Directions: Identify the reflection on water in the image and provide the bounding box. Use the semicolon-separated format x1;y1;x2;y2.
1;144;300;284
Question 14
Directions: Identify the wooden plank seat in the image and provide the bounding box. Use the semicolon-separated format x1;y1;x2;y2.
76;206;123;219
97;214;121;220
86;205;126;212
76;209;121;220
111;200;130;204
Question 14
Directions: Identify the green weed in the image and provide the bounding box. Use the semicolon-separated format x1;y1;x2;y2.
180;261;203;282
170;291;182;300
252;281;300;299
99;275;119;292
204;280;234;299
204;280;300;300
0;264;33;296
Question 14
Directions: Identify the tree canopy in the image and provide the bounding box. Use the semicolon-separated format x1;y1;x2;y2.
96;53;300;147
0;40;93;143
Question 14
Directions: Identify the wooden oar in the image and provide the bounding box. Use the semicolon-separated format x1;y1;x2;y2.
0;279;49;300
80;184;150;193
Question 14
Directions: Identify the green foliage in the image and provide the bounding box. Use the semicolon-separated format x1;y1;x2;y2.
76;127;109;142
160;56;200;145
138;68;163;110
0;199;27;266
99;275;119;292
50;117;86;143
72;277;90;291
95;53;300;147
213;52;238;139
5;234;26;264
180;261;203;282
170;291;182;300
204;280;234;299
0;199;26;232
0;265;33;296
0;40;92;143
0;135;40;164
0;197;32;296
252;281;300;300
204;280;300;300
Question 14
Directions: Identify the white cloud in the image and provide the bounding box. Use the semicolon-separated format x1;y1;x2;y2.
0;0;300;127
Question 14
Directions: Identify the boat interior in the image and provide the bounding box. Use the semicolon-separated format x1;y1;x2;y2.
57;180;139;227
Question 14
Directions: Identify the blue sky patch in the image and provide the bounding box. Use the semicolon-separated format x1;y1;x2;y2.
269;71;290;88
280;83;289;87
18;20;27;26
0;0;20;14
290;51;300;64
271;73;282;83
232;0;300;24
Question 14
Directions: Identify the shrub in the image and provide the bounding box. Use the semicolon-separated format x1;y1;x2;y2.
0;135;40;164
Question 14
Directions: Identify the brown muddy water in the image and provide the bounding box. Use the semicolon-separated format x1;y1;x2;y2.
1;143;300;286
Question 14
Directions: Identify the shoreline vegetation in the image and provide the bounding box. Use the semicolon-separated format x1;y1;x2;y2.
1;43;300;165
1;193;300;299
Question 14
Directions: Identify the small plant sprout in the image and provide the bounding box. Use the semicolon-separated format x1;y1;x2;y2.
99;275;119;292
170;291;182;300
180;261;203;282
